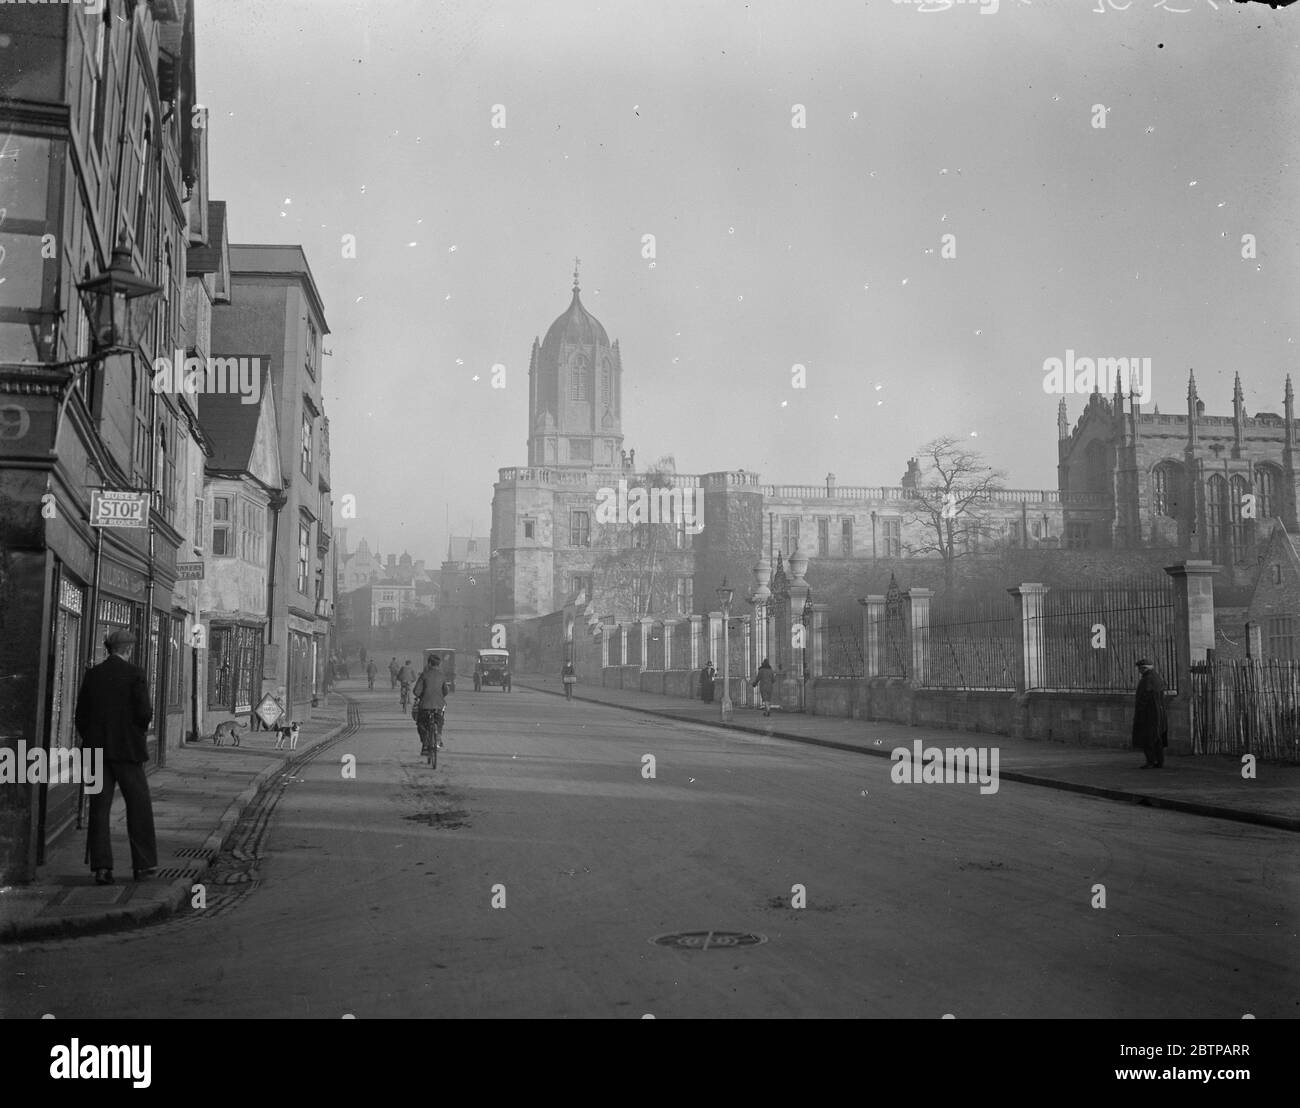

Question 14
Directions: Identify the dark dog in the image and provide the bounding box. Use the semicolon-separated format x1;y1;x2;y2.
212;719;247;746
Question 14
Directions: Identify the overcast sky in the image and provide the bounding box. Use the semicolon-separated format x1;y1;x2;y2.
197;0;1299;564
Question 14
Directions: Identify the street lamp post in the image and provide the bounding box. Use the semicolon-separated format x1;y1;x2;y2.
60;230;160;809
75;232;160;672
717;577;734;722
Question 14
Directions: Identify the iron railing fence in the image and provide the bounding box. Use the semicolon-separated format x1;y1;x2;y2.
646;626;666;671
866;605;910;678
626;626;643;668
825;620;864;678
1030;576;1176;693
1191;658;1300;763
672;620;692;668
925;592;1018;690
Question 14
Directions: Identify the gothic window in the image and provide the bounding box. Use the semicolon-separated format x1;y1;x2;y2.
1152;462;1183;518
1206;475;1229;563
1229;475;1251;562
1085;440;1109;494
1255;465;1280;519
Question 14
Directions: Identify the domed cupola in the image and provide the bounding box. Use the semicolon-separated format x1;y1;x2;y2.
527;261;624;469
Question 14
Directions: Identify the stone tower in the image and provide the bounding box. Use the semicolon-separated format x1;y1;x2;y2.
527;262;625;469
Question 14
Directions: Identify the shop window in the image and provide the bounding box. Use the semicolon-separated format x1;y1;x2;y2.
207;626;234;708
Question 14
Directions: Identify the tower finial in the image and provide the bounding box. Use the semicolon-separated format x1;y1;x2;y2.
573;256;581;291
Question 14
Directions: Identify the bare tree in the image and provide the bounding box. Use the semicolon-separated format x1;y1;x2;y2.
902;436;1007;590
591;455;679;618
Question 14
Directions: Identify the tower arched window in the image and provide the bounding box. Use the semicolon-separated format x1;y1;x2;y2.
1255;464;1280;520
570;355;588;401
601;360;611;406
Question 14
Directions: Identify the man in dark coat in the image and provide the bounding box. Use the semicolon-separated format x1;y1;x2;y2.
752;658;776;717
700;661;716;704
75;629;157;884
1132;657;1169;769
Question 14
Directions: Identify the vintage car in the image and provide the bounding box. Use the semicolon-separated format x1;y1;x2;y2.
474;649;511;691
422;647;457;693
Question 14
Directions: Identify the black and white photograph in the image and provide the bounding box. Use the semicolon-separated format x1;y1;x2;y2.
0;0;1297;1061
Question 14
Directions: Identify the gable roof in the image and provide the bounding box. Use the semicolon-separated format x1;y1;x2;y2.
198;360;275;476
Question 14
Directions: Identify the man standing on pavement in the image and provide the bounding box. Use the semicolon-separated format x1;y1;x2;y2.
1132;657;1169;769
366;658;379;689
75;629;158;885
751;657;776;717
389;657;400;689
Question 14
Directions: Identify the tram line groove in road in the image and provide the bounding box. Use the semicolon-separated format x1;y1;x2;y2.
176;700;363;923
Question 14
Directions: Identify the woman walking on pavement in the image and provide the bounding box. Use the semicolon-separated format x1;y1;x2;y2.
562;660;576;700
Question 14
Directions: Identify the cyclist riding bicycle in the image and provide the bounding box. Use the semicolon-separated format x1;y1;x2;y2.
413;655;450;755
396;658;417;711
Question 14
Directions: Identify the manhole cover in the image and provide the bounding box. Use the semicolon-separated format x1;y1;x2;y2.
649;930;767;950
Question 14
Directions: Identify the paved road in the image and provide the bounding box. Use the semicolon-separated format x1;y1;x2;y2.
3;685;1296;1018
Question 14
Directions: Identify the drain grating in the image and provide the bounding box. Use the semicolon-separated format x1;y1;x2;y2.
649;930;767;950
174;848;216;861
153;865;205;881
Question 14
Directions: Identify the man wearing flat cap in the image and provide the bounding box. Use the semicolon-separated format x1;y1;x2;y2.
1131;657;1169;770
75;629;158;884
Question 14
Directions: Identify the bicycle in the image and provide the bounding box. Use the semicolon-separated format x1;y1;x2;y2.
419;708;445;769
399;682;412;712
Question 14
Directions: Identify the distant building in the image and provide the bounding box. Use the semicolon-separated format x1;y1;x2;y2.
211;244;333;720
490;273;1069;628
440;536;491;654
197;363;281;725
1057;372;1299;574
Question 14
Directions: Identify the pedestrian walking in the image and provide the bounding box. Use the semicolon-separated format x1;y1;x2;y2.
366;659;379;689
1132;657;1169;769
388;657;399;689
751;657;776;716
75;629;158;885
562;660;576;700
700;660;716;704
